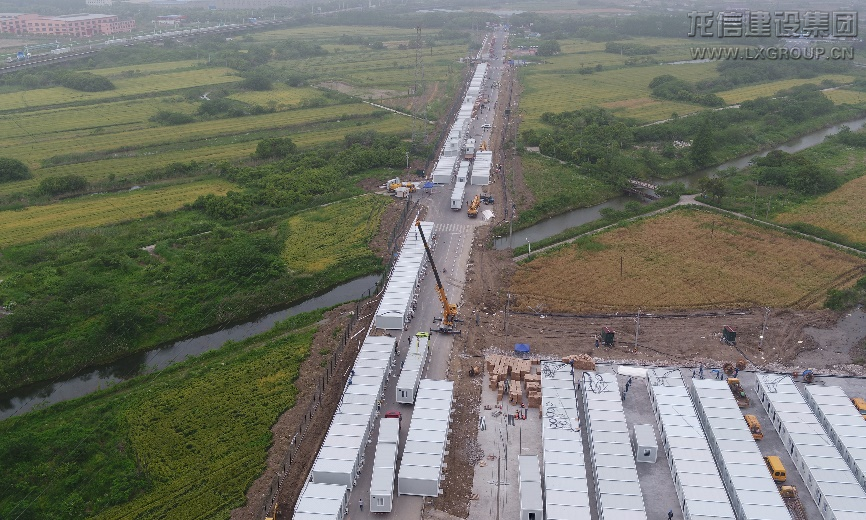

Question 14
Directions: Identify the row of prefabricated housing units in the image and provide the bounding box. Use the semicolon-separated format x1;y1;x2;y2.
521;362;866;520
431;61;493;211
292;333;453;519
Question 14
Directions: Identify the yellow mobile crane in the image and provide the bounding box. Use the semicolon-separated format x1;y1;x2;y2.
467;194;481;218
415;219;460;334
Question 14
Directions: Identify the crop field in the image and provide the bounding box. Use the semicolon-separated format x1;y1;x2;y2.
0;113;410;196
0;97;197;139
716;75;855;104
825;88;866;105
519;59;719;127
87;59;206;78
0;68;239;112
228;84;323;107
511;209;865;312
774;175;866;247
0;310;320;520
283;194;390;274
0;179;234;247
4;102;380;167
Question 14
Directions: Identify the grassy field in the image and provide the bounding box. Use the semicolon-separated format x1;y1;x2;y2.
0;310;321;520
716;75;855;104
251;25;416;42
0;179;234;247
511;209;865;312
774;175;866;247
283;194;391;274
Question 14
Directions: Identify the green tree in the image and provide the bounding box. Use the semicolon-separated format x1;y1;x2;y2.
0;157;31;183
537;39;561;56
690;123;714;168
698;177;726;202
254;137;298;159
37;174;87;196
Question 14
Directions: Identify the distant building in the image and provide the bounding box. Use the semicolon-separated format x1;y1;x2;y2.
0;13;135;36
155;15;187;26
85;0;114;6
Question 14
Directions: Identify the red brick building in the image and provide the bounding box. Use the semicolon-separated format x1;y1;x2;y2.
0;13;135;36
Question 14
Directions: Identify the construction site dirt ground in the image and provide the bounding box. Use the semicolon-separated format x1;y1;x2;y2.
431;208;866;518
464;361;866;520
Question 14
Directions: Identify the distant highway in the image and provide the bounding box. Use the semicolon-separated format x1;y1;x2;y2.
0;18;291;75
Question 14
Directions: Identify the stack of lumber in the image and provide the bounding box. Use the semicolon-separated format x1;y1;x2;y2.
525;373;541;408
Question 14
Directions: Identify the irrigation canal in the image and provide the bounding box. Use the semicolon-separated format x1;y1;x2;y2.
0;274;380;420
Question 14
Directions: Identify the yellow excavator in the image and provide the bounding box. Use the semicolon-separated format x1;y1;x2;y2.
415;219;460;334
479;141;488;152
467;194;481;218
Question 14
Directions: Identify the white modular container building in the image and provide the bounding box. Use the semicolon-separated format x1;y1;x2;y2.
688;378;789;520
803;385;866;492
375;222;434;330
472;151;492;185
378;417;400;445
398;379;454;497
432;159;455;184
540;361;591;520
756;374;866;519
396;334;430;404
369;441;399;513
293;482;348;520
645;369;739;520
308;335;394;490
581;371;648;520
451;181;466;210
519;455;543;520
457;160;470;184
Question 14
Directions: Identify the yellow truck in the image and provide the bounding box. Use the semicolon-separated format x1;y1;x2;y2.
852;397;866;419
744;415;763;440
764;456;787;482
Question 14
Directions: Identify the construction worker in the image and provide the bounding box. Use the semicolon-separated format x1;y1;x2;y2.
668;510;674;520
359;498;364;511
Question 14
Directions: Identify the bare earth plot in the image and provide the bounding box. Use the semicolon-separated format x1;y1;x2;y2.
510;208;866;312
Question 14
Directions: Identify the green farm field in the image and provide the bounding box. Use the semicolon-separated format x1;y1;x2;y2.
716;75;855;104
0;179;234;247
0;310;323;520
519;57;719;127
283;194;391;274
0;68;238;111
0;112;411;196
4;103;381;168
825;89;866;105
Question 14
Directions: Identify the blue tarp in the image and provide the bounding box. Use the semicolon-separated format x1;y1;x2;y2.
514;343;530;353
422;181;434;189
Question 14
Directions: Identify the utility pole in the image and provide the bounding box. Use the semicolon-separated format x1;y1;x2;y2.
759;307;770;350
635;308;641;351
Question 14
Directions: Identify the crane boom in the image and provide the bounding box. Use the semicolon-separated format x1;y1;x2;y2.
415;219;459;332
